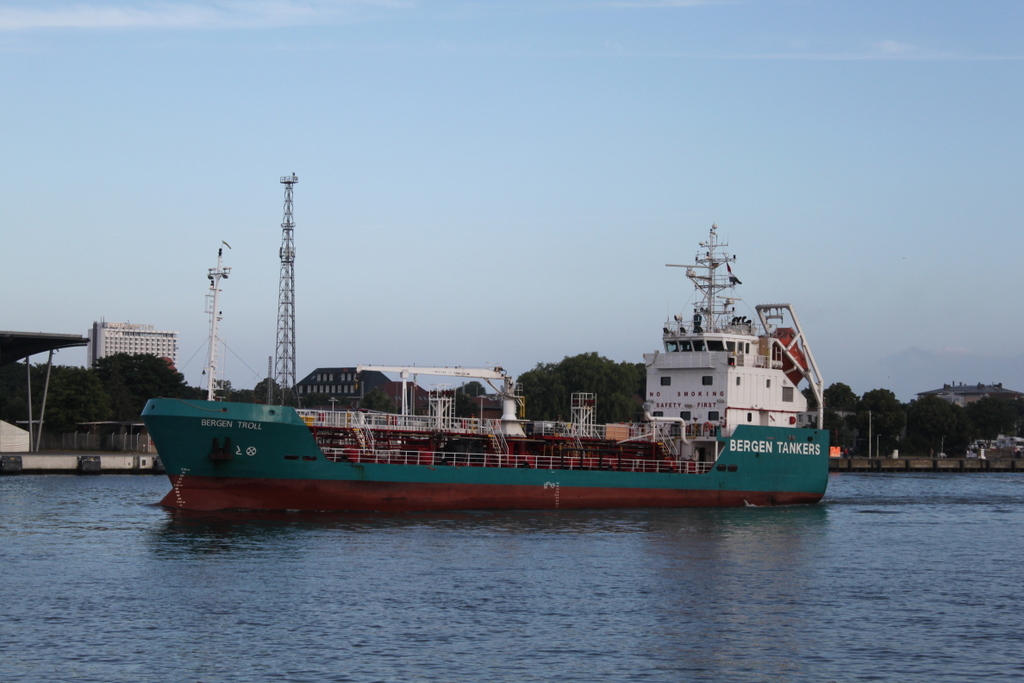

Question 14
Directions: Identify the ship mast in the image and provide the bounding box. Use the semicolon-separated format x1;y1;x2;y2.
205;244;231;401
666;223;739;334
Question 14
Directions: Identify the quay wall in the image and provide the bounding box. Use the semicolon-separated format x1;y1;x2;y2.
0;453;163;474
829;458;1024;473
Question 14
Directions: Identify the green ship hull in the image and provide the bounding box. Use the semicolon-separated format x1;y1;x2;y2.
143;398;830;512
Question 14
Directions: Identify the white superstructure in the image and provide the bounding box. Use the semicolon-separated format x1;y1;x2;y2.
87;321;178;366
643;224;823;460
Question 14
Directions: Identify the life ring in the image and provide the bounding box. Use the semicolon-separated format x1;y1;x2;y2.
704;421;713;434
789;416;797;425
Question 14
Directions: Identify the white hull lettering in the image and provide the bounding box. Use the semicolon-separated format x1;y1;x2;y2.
728;439;821;456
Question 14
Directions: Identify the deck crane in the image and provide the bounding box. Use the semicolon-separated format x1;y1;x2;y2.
355;365;525;436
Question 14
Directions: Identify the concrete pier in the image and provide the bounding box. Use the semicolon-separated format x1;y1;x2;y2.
830;458;1024;473
0;452;163;474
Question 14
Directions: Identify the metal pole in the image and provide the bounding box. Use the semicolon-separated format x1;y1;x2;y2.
266;356;273;404
868;410;872;458
25;357;33;452
36;349;54;450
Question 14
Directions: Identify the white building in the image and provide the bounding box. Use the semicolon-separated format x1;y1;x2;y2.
87;321;178;367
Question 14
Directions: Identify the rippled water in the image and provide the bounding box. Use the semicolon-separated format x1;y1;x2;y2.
2;473;1023;682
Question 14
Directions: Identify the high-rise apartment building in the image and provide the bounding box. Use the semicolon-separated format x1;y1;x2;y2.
87;321;179;367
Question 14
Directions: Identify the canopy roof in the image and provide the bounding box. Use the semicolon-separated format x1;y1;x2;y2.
0;331;88;367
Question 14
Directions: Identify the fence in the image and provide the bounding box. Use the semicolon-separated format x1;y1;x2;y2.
36;432;154;452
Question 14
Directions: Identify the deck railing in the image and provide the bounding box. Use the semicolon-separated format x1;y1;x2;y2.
320;447;713;474
298;409;500;435
298;409;658;442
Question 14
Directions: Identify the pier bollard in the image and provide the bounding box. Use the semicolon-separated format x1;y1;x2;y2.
0;455;23;473
77;455;101;474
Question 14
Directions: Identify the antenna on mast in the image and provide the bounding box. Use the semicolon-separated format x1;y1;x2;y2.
275;173;298;405
666;223;738;334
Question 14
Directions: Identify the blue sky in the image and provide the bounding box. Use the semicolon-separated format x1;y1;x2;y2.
2;1;1022;402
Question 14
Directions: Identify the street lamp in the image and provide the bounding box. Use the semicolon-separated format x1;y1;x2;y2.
868;410;873;458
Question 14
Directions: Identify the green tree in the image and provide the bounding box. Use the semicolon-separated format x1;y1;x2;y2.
0;361;37;426
41;366;111;433
965;396;1018;440
361;388;396;413
0;362;112;432
252;377;281;404
453;383;490;418
517;352;644;423
94;353;198;421
905;395;973;456
824;382;859;411
303;392;339;409
823;410;854;451
851;389;906;456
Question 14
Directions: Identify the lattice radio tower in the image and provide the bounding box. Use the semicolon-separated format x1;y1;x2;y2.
275;173;298;403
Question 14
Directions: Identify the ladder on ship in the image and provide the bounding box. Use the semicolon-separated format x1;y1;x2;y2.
484;421;509;457
350;412;375;454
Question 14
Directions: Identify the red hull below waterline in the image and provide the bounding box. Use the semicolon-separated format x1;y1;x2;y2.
161;475;824;512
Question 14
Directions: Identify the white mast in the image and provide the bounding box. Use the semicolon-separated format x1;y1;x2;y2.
205;244;231;401
666;223;738;334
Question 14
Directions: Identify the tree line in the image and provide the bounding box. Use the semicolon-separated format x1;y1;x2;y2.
4;351;1020;456
807;383;1023;457
0;353;201;433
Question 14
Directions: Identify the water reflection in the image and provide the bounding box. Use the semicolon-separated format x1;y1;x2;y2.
150;505;831;554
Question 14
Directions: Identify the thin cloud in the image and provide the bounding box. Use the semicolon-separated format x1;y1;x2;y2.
0;1;411;31
601;0;731;6
876;39;914;56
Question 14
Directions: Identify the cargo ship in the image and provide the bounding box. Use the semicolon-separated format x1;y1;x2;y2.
143;224;829;511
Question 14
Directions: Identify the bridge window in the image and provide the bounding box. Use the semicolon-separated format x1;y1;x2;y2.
653;411;664;417
736;376;741;386
782;386;794;402
766;379;771;388
693;340;705;351
702;376;713;386
707;340;725;351
661;376;671;386
747;412;753;422
726;341;736;352
680;411;691;420
680;341;693;351
708;411;720;421
666;341;678;352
